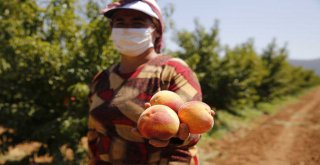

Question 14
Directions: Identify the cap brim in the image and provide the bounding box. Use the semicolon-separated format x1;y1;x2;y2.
102;1;159;19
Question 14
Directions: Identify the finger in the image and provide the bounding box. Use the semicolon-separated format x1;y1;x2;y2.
149;139;169;147
177;123;190;140
145;103;151;109
131;127;143;138
210;111;215;126
211;110;215;116
170;155;191;162
210;107;216;116
169;149;192;162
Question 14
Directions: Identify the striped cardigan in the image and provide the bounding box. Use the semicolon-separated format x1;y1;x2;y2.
87;55;202;165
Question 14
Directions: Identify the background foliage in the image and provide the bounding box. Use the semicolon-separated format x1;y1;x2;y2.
1;0;319;164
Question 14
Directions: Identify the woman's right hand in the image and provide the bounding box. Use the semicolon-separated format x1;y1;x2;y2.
131;127;170;147
131;102;171;147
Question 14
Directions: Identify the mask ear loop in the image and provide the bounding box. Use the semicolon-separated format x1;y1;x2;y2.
150;28;157;44
149;17;160;45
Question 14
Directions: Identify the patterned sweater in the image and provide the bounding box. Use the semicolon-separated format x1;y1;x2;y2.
87;55;202;165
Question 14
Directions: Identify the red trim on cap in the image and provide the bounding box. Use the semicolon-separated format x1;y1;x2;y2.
142;0;164;53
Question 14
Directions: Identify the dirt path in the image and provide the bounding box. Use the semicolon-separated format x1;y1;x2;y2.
200;87;320;165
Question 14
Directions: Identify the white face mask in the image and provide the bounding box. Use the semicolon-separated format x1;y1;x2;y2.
111;28;155;56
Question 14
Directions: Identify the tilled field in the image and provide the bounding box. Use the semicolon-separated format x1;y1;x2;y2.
201;87;320;165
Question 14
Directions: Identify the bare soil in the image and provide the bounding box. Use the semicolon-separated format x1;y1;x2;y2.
200;87;320;165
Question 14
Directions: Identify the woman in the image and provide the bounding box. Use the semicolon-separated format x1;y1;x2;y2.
87;0;214;164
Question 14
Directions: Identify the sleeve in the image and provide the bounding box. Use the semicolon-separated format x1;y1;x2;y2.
87;71;103;164
87;116;99;164
166;58;202;102
164;58;203;148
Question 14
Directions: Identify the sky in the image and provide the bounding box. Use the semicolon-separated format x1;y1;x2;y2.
159;0;320;60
